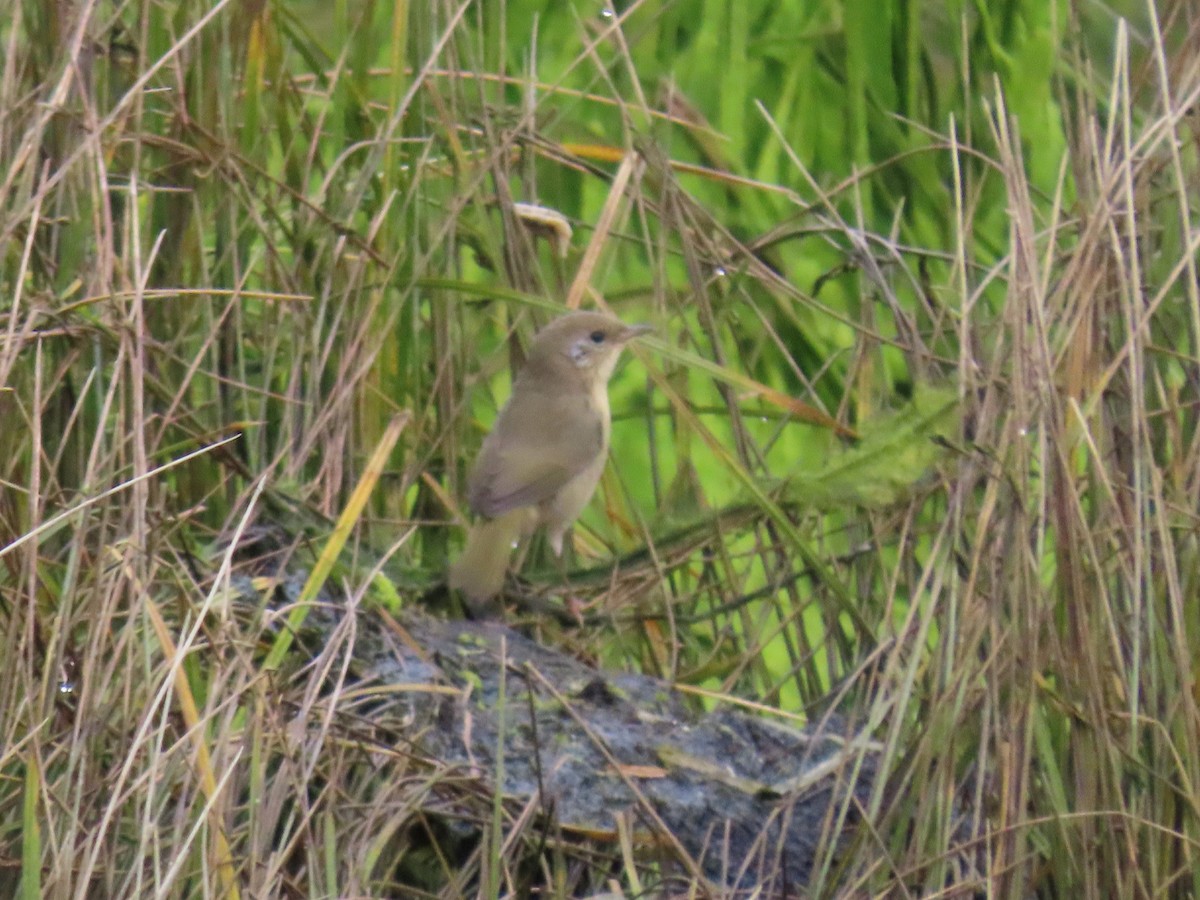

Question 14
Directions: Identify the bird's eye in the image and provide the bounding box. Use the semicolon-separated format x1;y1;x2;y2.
589;330;606;344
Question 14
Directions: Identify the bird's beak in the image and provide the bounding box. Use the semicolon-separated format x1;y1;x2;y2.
619;323;654;343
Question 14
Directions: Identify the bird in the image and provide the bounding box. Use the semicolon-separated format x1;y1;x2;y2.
449;310;652;609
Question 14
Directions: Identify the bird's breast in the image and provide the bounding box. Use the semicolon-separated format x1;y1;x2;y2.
588;384;612;446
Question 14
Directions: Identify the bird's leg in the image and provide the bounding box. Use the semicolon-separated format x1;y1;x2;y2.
547;526;588;623
509;533;533;572
551;528;572;585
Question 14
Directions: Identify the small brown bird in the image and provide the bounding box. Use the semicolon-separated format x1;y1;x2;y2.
449;311;651;608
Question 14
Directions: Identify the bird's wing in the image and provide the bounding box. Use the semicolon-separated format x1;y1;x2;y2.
467;387;605;518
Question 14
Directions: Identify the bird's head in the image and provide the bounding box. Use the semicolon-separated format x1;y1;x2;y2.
529;311;652;383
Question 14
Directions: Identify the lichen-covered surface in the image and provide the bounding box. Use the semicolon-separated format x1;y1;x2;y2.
264;575;881;893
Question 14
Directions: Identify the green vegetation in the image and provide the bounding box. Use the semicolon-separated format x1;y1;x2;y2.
1;0;1197;895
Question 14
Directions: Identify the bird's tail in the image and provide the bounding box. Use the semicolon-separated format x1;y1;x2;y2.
448;508;535;610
